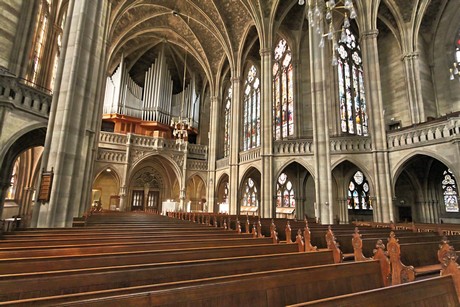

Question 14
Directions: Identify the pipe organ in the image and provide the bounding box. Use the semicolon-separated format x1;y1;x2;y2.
102;50;201;131
103;58;143;118
143;48;173;124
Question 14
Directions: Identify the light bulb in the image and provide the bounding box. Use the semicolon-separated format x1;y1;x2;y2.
298;0;305;5
343;13;350;28
319;36;325;48
349;7;357;19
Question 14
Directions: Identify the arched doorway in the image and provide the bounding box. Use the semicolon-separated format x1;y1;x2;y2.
185;175;206;212
92;168;120;211
0;128;46;226
394;154;459;223
216;174;229;213
128;156;178;213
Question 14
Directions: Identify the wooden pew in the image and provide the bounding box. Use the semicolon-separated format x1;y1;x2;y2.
287;275;460;307
387;232;460;285
0;250;335;301
0;231;252;247
0;237;275;259
0;242;302;274
0;260;384;306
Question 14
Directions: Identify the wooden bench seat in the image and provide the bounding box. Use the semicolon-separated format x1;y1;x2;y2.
287;275;460;307
0;260;383;306
0;237;274;258
0;232;251;247
0;242;302;274
0;250;335;301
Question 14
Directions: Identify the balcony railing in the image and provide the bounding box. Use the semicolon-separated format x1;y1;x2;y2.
0;73;52;118
274;139;313;155
97;131;208;162
387;115;460;150
330;136;372;152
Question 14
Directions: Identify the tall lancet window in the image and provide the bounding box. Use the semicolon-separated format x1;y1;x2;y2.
223;85;232;157
347;171;371;210
243;65;261;150
443;169;459;213
273;39;294;140
337;28;368;136
6;158;20;200
241;178;259;208
27;0;49;85
276;173;295;208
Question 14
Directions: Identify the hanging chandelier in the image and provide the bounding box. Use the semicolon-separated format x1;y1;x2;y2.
449;48;460;82
171;12;190;145
299;0;357;65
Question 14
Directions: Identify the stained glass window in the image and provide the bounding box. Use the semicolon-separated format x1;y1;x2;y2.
276;173;295;208
6;158;20;200
27;0;49;85
273;39;294;140
241;178;258;207
455;28;460;63
243;65;261;150
347;170;371;210
224;182;229;201
223;85;232;157
26;0;67;92
337;28;368;136
443;169;459;213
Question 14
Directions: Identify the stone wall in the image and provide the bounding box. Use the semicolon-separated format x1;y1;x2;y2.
0;0;22;69
378;31;410;128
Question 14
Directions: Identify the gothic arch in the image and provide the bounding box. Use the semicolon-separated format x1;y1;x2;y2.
392;150;459;187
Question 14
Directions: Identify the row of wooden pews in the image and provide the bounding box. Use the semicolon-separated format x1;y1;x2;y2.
0;212;459;306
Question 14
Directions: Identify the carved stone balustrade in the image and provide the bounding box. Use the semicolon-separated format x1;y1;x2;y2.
387;115;460;149
239;148;260;163
330;136;372;153
274;139;313;155
0;73;52;119
97;131;208;164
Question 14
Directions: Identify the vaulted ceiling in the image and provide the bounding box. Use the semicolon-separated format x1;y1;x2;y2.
105;0;456;90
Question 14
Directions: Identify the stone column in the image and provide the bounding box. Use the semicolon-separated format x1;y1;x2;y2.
34;0;111;227
206;95;218;213
118;133;132;212
260;48;274;218
229;76;241;215
179;142;188;209
309;24;333;224
360;29;393;223
402;52;424;124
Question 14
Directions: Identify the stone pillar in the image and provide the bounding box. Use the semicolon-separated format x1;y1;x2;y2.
360;29;393;222
260;48;274;218
179;142;188;209
229;76;241;215
34;0;111;227
206;95;218;213
119;133;132;212
309;23;333;224
402;52;424;124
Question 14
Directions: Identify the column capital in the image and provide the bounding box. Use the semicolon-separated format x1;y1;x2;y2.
259;48;271;56
361;29;379;39
401;52;419;61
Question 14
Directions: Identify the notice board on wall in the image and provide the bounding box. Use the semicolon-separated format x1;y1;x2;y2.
38;169;54;202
